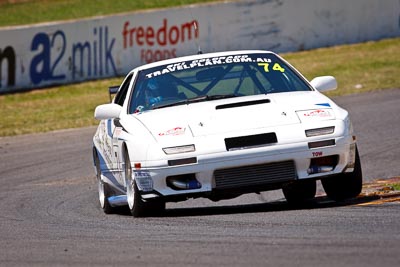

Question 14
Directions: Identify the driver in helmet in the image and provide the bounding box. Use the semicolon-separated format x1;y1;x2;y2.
132;78;162;113
145;76;180;106
145;78;163;106
133;76;180;113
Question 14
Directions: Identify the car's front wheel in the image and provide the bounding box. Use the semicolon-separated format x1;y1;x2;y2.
282;179;317;205
125;152;146;217
124;149;165;217
321;146;363;201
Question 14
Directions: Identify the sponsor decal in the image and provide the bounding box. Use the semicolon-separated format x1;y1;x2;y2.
0;46;16;87
114;127;122;138
297;108;335;122
315;103;331;107
158;127;186;136
122;18;199;64
301;109;333;118
312;151;323;157
145;55;274;78
30;27;116;85
1;26;117;93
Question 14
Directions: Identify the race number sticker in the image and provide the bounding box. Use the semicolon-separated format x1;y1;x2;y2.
257;63;285;73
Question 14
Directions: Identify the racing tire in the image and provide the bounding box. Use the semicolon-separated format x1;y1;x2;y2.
146;199;166;216
321;146;363;201
94;151;114;214
124;149;165;217
282;179;317;205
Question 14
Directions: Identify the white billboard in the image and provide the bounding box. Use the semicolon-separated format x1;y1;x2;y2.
0;0;399;93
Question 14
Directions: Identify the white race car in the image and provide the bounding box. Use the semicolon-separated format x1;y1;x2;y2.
92;50;362;217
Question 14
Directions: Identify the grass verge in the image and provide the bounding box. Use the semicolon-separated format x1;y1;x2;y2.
1;37;399;136
362;177;400;196
393;184;400;191
0;0;219;27
283;38;400;96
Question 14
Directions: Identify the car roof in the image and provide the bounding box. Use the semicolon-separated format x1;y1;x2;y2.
130;50;277;73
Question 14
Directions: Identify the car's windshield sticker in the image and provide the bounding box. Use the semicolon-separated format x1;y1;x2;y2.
257;62;285;73
145;55;273;78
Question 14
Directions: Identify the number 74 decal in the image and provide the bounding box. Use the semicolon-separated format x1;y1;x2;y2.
258;62;285;73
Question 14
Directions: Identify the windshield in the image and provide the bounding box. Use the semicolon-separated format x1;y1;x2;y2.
129;53;312;114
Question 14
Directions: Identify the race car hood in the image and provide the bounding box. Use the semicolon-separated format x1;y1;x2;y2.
133;92;336;142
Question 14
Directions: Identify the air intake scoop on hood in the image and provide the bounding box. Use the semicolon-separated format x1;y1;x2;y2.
216;99;270;110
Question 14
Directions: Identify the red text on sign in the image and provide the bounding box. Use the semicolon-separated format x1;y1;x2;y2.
122;19;199;49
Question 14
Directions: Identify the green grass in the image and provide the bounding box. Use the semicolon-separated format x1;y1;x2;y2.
283;38;400;96
393;184;400;191
0;0;219;27
0;78;120;136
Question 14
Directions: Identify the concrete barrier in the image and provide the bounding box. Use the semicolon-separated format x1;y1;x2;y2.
0;0;399;93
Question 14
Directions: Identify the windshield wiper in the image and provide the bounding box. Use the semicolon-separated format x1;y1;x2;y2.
207;94;240;100
185;94;240;103
151;96;205;109
152;94;240;110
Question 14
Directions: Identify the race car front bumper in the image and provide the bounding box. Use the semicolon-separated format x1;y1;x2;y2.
134;134;356;201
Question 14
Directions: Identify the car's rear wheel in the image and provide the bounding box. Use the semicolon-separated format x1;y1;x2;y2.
124;149;165;217
94;151;113;214
282;179;317;204
321;146;363;201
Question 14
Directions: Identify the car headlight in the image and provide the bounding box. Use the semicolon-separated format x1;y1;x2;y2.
305;126;335;137
162;144;195;155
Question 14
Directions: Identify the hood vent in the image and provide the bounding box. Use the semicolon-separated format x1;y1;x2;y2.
216;99;270;110
225;132;277;151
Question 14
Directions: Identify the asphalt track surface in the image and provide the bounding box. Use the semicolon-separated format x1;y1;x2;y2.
0;89;399;266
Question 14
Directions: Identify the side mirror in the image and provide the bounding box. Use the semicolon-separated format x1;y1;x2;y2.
310;76;337;92
94;103;122;120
